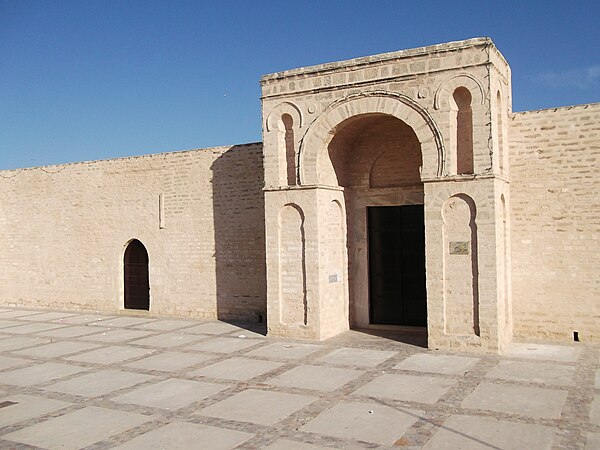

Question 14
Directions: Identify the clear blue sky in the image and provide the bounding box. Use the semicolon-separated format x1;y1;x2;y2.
1;0;599;169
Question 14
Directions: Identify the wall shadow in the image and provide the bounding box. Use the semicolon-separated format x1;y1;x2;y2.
211;143;267;334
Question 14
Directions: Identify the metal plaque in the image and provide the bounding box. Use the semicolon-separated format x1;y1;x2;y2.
449;241;469;255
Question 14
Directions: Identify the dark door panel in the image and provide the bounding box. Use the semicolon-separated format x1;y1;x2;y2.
368;205;426;326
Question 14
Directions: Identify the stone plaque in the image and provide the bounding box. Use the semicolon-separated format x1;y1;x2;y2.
328;273;341;283
449;241;469;255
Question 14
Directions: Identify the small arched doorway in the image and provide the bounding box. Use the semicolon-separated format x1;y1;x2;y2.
124;239;150;310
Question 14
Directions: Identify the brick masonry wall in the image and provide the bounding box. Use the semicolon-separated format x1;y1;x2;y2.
0;144;267;321
509;103;600;343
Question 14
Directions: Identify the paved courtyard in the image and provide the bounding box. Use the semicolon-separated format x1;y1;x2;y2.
0;308;597;449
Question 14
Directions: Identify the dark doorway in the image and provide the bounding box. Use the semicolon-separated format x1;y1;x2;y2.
124;239;150;310
368;205;426;326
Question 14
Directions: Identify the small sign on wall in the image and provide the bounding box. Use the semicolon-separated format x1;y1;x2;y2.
329;273;341;283
449;241;470;255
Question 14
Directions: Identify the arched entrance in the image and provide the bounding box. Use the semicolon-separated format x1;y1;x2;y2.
124;239;149;310
326;113;426;328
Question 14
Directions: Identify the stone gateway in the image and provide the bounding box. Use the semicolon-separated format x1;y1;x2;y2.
1;38;598;352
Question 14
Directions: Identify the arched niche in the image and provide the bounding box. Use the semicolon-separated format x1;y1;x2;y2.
434;74;485;110
278;203;307;325
298;91;445;185
442;194;479;336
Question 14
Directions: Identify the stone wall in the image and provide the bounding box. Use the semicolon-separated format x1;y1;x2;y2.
509;103;600;343
0;144;267;321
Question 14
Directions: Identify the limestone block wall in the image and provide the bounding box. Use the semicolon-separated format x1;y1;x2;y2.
0;144;266;321
509;103;600;343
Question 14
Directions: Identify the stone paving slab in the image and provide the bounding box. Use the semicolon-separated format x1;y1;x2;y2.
200;389;316;425
0;394;72;428
80;328;154;343
462;381;569;419
53;314;116;324
505;342;581;362
38;324;107;338
0;307;597;450
0;361;88;387
129;332;205;348
266;364;363;392
301;400;423;446
2;322;67;334
65;345;155;365
2;405;152;450
485;360;575;386
0;335;51;351
315;347;396;367
113;421;254;450
44;369;155;397
422;415;556;450
0;355;33;370
13;340;100;358
188;356;283;381
123;350;214;372
112;378;227;410
394;353;480;375
24;311;79;322
354;373;456;404
246;342;323;360
184;336;263;354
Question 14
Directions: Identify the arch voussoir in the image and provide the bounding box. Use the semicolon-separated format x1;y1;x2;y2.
298;92;445;185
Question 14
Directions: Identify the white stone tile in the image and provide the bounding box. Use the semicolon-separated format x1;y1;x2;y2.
38;325;106;338
112;378;226;410
89;316;158;328
505;343;581;362
462;382;568;419
53;314;116;325
301;400;423;446
267;365;363;391
0;362;88;387
187;357;282;381
185;336;263;354
394;353;479;375
181;322;248;335
246;342;323;360
65;345;154;365
14;341;100;358
3;322;67;335
130;332;204;348
0;394;72;428
24;312;79;322
200;389;316;425
0;355;32;370
3;405;151;450
124;351;214;372
0;319;25;329
114;421;253;450
423;415;555;450
486;360;575;386
80;328;154;343
45;369;155;397
353;373;455;404
132;319;199;331
0;335;51;351
0;310;46;319
316;347;396;367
